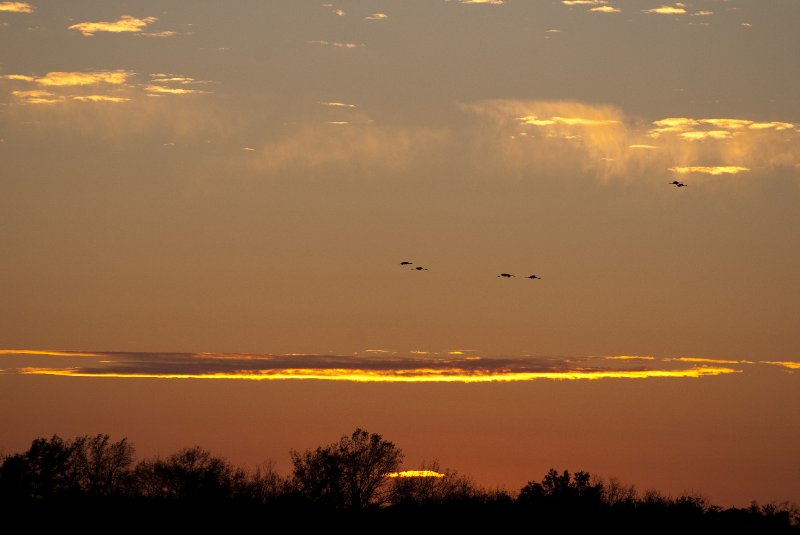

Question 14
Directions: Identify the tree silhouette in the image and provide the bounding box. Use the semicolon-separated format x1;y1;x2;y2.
71;434;135;496
291;428;402;510
133;446;244;502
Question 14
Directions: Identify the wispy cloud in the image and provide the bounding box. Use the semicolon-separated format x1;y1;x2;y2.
145;74;212;96
11;89;63;104
644;4;688;15
72;95;130;103
319;101;357;108
591;6;621;13
68;15;160;36
0;1;32;13
763;361;800;371
3;70;131;87
3;70;212;106
1;349;744;382
365;13;388;21
457;0;504;4
310;40;363;49
562;0;607;5
464;100;800;181
669;166;751;175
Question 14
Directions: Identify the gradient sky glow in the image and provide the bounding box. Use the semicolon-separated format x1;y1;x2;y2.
1;1;799;508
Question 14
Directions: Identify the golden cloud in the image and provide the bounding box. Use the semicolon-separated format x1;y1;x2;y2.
644;4;687;15
11;89;63;104
562;0;607;5
68;15;158;36
679;130;732;141
591;6;621;13
763;361;800;371
669;166;750;175
365;13;388;20
0;1;32;13
72;95;130;103
2;74;35;82
387;471;445;478
465;101;800;182
7;349;741;383
145;85;207;95
35;70;131;87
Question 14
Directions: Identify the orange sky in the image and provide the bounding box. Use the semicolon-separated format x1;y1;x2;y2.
1;0;799;508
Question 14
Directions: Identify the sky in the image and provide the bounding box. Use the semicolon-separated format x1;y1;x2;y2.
1;0;799;507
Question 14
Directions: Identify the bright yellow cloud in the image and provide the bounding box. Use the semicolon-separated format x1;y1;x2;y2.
35;71;131;87
763;361;800;371
591;6;620;13
68;15;158;36
2;74;35;82
629;144;658;149
701;118;752;130
0;1;32;13
387;471;445;478
679;130;732;141
145;85;206;95
562;0;607;5
11;89;63;104
72;95;130;103
749;121;795;131
20;366;738;382
644;5;687;15
669;166;750;175
365;13;388;20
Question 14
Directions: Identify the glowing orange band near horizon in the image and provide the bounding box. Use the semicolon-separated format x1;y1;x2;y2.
387;470;446;478
19;366;739;382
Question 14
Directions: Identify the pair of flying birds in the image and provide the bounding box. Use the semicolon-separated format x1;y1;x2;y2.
400;261;541;280
669;180;688;187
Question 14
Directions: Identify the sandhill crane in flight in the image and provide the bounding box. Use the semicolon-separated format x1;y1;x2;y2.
413;266;428;271
526;274;541;280
400;261;413;265
669;180;688;187
497;273;514;278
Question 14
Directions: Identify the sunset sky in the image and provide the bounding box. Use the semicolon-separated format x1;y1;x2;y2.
1;1;799;507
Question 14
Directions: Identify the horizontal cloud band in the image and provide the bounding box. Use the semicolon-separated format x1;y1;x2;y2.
4;349;792;383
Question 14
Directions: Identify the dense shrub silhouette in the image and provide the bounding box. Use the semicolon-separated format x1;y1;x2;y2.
1;430;798;532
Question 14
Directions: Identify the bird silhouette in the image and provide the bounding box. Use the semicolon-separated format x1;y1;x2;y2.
497;273;514;278
413;266;428;271
669;180;687;187
400;261;413;265
526;274;541;279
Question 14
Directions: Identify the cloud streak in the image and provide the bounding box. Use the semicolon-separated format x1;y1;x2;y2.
0;1;32;13
68;15;160;36
0;349;755;383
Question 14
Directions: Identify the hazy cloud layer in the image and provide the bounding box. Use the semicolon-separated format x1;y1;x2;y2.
2;349;786;382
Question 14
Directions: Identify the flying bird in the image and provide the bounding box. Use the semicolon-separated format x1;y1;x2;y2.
413;266;428;271
497;273;514;278
400;261;413;265
526;275;541;280
669;180;687;187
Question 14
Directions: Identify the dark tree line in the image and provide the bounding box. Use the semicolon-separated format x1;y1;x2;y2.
1;430;797;532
